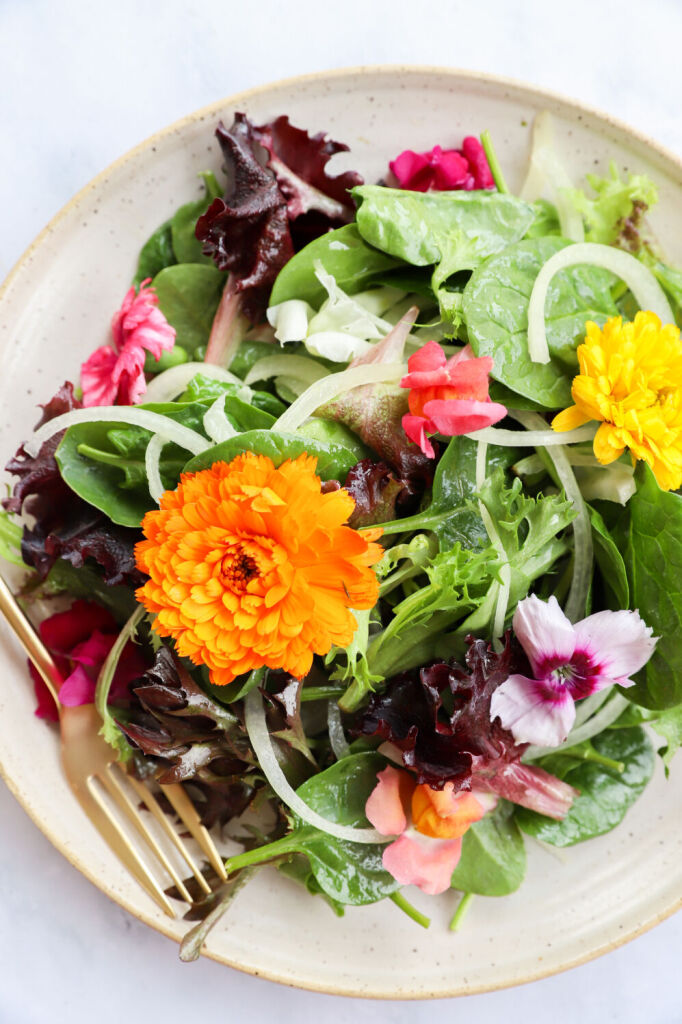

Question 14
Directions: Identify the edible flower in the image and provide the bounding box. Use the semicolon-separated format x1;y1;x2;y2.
80;279;176;407
365;765;491;894
551;312;682;491
490;595;657;747
28;600;148;721
389;138;494;192
135;452;384;685
401;341;507;457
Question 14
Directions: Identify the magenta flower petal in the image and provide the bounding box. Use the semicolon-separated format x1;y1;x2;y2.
490;672;577;747
365;765;410;836
512;594;576;679
402;414;436;458
69;630;116;669
572;609;657;687
461;137;494;189
382;832;463;895
58;665;97;707
80;345;120;408
422;398;507;435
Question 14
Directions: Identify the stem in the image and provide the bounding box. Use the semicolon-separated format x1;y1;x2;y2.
179;866;259;962
449;892;474;931
550;747;625;773
204;275;247;367
389;891;431;929
94;605;145;756
480;131;509;194
224;833;303;875
299;685;345;703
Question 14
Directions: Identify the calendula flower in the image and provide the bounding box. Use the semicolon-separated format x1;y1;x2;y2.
552;312;682;491
401;341;507;457
389;138;493;192
490;595;657;747
135;452;383;685
81;279;176;407
365;765;493;894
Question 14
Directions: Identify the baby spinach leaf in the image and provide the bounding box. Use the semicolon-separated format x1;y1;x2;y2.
184;428;359;482
353;187;535;287
153;263;226;354
133;219;177;287
450;801;526;896
516;726;654;846
297;418;371;462
171;171;223;265
228;340;284;380
589;504;629;610
463;237;618;409
269;223;400;307
649;703;682;772
616;464;682;709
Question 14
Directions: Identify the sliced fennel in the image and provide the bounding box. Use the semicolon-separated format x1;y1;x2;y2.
145;434;169;503
203;395;238;444
475;440;510;643
467;424;597;447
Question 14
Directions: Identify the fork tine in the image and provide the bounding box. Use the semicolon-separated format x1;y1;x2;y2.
100;766;195;905
75;778;177;917
126;774;212;896
161;783;228;881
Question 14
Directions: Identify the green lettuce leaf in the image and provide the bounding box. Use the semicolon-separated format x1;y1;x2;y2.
566;163;658;247
450;801;526;896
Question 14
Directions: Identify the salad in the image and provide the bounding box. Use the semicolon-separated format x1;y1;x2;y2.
3;107;682;958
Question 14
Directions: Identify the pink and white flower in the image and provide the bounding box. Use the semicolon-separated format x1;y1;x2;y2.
490;595;657;747
80;279;175;407
401;340;507;458
365;765;495;894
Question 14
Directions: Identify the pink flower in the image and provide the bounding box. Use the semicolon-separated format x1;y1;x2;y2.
389;138;494;192
401;341;507;457
490;595;657;747
80;279;175;407
28;600;148;721
365;765;493;895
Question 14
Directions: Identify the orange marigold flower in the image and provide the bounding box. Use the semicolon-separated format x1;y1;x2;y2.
134;452;383;685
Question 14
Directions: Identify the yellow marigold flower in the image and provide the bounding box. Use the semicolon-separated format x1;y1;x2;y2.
135;452;384;685
552;312;682;491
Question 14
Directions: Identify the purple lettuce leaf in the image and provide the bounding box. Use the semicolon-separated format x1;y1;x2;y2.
344;458;425;527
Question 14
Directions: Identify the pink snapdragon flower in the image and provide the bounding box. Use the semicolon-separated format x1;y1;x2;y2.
490;595;657;748
389;138;494;192
401;341;507;457
365;765;494;894
80;279;175;407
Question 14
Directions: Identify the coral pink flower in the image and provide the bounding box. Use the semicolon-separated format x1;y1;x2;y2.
365;765;492;894
401;341;507;457
389;138;494;192
28;600;148;721
490;595;657;747
80;279;175;407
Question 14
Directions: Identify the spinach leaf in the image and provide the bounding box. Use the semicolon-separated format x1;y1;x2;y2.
616;464;682;708
589;504;629;609
516;726;654;846
462;237;618;409
184;429;358;482
297;417;371;463
269;223;400;307
133;219;177;287
650;703;682;772
171;171;223;265
353;187;535;289
153;263;226;355
228;340;284;380
648;257;682;326
450;802;526;896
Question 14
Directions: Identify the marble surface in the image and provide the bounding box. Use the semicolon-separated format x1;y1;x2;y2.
1;0;681;1020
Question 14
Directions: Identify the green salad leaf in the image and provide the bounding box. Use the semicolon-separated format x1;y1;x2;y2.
463;237;618;409
170;171;223;264
566;163;658;246
588;504;629;610
516;726;654;846
133;219;176;288
184;428;359;482
153;263;226;355
450;801;526;896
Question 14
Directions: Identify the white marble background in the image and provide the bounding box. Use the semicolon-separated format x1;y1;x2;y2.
1;1;681;1021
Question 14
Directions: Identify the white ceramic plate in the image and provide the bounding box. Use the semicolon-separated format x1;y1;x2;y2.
0;67;681;1000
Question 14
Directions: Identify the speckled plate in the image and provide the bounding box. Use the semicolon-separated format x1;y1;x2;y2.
0;67;680;999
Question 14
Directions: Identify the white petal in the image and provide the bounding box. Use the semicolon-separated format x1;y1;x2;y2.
573;608;657;682
512;594;575;677
304;331;372;362
490;673;576;747
266;300;314;343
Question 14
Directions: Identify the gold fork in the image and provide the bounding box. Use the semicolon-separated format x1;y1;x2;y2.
0;574;227;917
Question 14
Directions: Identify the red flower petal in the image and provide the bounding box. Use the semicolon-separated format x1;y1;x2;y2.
422;398;507;435
461;137;494;189
365;765;414;836
402;414;436;458
39;600;114;655
382;832;463;895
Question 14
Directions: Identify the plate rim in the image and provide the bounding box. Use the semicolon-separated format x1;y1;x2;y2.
1;63;681;999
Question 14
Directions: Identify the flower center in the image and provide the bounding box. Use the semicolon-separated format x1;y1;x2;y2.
220;546;259;594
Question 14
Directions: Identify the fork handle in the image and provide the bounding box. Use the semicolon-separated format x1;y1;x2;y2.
0;573;61;706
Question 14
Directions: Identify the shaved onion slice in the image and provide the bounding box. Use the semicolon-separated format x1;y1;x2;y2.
25;407;208;459
142;361;242;403
274;363;405;434
475;441;510;643
513;410;593;622
327;700;351;761
203;396;237;444
467;423;596;447
520;111;584;243
245;354;328;388
244;689;387;844
145;434;168;503
527;242;674;364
